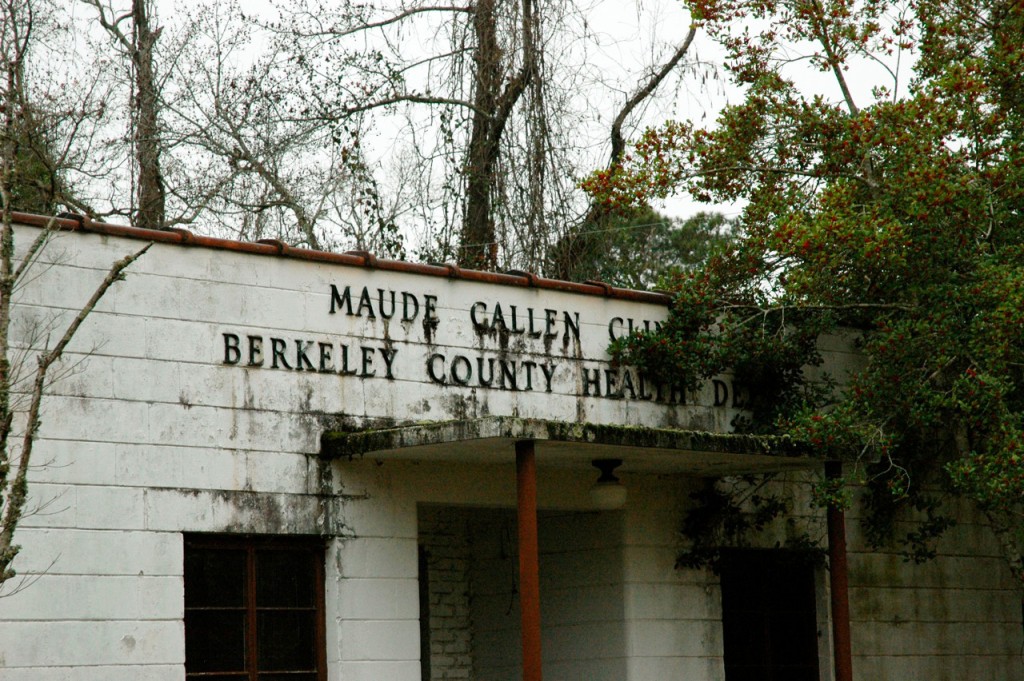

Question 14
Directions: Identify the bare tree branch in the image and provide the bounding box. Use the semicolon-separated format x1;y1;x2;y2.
283;4;475;40
0;241;151;583
333;93;488;119
807;0;859;117
610;25;697;165
547;22;699;281
78;0;133;52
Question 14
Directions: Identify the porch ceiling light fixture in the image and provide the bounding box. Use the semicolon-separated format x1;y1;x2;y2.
590;458;626;510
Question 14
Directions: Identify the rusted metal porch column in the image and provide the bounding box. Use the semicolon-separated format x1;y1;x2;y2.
826;460;853;681
516;439;543;681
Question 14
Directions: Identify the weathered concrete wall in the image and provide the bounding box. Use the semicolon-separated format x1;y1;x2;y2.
465;508;520;681
464;506;630;681
0;222;682;678
331;462;728;681
0;222;1020;681
621;475;726;681
845;495;1024;680
334;461;635;681
538;510;628;681
420;506;476;681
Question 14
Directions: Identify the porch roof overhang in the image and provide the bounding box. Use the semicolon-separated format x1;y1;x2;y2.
320;416;820;475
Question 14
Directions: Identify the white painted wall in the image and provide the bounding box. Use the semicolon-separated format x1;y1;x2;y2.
620;476;727;681
451;505;632;681
0;222;1020;681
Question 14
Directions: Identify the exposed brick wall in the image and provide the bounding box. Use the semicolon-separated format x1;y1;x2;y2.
419;506;475;680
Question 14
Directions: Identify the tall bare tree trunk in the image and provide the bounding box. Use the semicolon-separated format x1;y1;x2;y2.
458;0;535;270
132;0;164;229
460;0;499;269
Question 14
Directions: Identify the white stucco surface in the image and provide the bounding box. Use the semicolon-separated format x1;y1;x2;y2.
0;221;1019;680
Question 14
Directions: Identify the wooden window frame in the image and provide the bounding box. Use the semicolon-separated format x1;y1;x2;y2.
184;534;328;681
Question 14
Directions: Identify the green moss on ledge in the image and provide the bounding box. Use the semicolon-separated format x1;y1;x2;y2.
320;416;814;461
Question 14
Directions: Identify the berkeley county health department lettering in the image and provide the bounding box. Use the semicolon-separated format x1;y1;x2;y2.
218;284;747;407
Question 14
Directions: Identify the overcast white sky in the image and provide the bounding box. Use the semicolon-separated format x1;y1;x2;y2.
69;0;903;238
150;0;739;218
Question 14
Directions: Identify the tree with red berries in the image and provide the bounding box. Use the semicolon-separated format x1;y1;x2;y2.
587;0;1024;582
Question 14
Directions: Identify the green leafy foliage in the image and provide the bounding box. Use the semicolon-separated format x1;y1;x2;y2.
562;207;734;289
7;115;58;216
587;0;1024;581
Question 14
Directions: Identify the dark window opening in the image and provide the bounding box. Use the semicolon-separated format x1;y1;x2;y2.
184;535;326;681
719;549;821;681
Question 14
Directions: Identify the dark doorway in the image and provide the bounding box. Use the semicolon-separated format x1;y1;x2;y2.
719;549;821;681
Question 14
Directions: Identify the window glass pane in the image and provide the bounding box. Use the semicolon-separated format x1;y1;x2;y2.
185;536;323;680
184;610;247;672
256;550;314;607
185;548;247;608
257;611;316;671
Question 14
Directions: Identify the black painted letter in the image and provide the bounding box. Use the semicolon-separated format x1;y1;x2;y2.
223;333;241;365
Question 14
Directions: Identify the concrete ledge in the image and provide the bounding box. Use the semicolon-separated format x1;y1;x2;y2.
321;417;819;475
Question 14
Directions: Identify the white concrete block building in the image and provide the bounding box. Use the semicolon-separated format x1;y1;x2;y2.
0;214;1020;680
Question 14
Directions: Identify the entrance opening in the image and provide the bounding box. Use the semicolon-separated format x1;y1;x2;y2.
719;549;821;681
417;505;627;680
